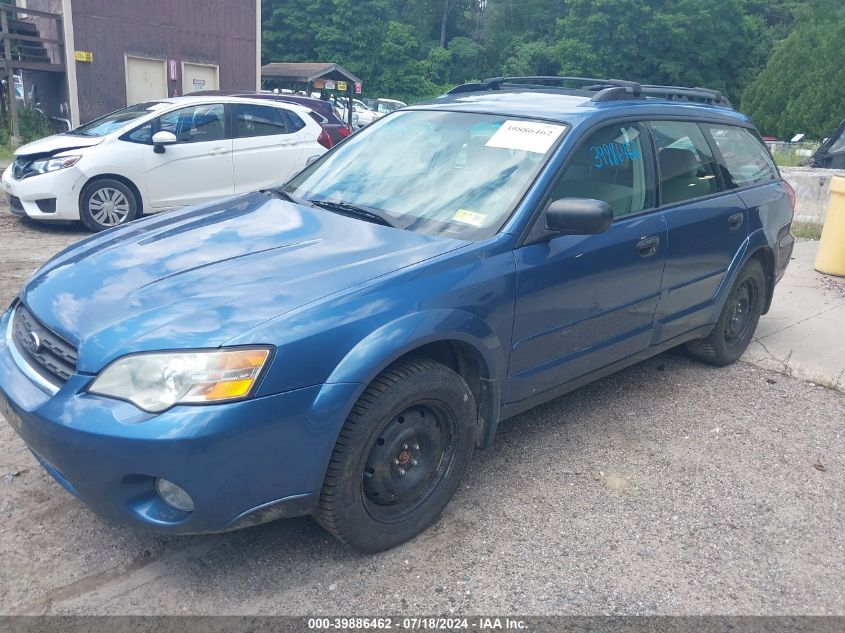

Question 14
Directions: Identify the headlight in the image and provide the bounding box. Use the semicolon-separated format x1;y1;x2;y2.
29;154;81;175
88;348;272;413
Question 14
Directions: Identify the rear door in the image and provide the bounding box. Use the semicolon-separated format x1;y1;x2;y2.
650;120;748;342
231;103;307;193
508;121;667;403
143;103;234;209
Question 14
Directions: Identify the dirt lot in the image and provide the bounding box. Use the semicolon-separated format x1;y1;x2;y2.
0;207;843;615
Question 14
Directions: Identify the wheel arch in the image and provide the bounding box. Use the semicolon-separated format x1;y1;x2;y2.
324;310;506;450
749;245;775;314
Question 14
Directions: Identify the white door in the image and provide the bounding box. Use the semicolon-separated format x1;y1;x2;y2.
125;56;167;105
143;103;234;209
182;62;219;95
231;103;308;193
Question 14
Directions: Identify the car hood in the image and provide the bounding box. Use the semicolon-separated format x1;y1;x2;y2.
14;133;103;158
21;193;466;372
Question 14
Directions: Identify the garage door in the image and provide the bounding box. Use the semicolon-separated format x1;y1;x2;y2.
182;62;219;94
125;56;167;105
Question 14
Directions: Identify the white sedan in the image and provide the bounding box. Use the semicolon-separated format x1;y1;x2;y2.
2;96;329;231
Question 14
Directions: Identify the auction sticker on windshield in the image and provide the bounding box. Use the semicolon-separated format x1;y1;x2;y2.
485;120;565;154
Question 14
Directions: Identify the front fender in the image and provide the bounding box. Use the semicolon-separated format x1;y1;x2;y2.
325;308;506;387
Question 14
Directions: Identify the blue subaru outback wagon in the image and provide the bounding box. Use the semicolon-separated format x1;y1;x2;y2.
0;77;794;551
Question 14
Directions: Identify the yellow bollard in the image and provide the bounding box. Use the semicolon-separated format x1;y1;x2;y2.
815;175;845;277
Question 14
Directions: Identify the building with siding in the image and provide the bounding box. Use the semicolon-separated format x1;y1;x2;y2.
2;0;260;129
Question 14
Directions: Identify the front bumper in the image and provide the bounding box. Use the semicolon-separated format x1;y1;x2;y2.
0;307;358;533
2;165;86;221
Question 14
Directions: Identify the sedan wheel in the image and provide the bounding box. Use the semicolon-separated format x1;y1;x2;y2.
80;178;138;232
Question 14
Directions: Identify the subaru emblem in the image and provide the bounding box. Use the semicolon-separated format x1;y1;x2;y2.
26;331;41;354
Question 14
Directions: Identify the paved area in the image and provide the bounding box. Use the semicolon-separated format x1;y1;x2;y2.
746;240;845;390
0;210;842;615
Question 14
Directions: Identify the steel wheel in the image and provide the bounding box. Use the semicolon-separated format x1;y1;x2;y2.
362;401;457;524
88;187;131;227
724;278;757;345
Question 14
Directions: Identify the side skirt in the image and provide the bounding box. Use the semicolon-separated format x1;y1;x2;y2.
498;324;713;423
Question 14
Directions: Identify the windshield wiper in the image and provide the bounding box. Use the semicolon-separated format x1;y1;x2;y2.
308;199;397;228
262;186;312;207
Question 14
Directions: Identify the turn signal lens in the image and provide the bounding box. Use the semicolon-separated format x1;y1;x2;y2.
89;348;272;413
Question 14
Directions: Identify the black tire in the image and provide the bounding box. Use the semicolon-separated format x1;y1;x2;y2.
315;358;476;551
79;178;139;232
686;258;766;366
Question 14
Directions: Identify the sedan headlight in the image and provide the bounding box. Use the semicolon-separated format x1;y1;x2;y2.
29;154;81;175
89;348;272;413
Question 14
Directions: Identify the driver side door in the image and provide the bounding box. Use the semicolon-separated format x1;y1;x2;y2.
142;103;234;209
507;121;668;404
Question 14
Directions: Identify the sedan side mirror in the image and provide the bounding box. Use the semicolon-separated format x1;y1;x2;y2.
152;131;177;154
545;198;613;235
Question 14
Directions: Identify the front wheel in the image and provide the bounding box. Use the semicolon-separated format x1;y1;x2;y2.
686;258;766;366
79;178;138;231
315;358;476;551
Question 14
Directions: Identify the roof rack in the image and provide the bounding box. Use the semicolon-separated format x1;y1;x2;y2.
446;76;732;108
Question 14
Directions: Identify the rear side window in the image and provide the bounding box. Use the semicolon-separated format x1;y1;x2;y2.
650;121;721;206
233;104;288;138
284;111;306;132
705;125;777;188
550;122;655;217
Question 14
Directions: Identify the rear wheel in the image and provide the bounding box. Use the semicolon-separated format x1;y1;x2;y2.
686;258;766;366
79;178;138;231
315;358;476;551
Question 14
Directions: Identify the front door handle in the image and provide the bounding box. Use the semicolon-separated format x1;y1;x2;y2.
207;148;228;156
728;212;744;230
636;235;660;257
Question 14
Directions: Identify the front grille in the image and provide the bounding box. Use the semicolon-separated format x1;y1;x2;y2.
10;304;77;387
11;157;33;180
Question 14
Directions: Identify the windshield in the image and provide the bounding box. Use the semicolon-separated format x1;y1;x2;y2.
70;102;165;137
284;110;567;239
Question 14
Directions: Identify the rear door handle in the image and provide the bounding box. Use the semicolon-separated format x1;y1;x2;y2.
207;148;228;156
636;235;660;257
728;212;744;230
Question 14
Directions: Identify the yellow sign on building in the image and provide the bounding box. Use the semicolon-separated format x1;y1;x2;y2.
337;81;347;91
74;50;93;62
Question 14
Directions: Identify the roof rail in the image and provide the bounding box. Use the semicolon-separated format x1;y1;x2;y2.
445;75;732;108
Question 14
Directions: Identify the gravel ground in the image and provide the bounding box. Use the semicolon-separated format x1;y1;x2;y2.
0;208;843;616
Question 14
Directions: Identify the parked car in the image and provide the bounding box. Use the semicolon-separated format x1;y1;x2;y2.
333;97;378;128
0;77;794;551
190;89;353;147
2;96;329;231
365;97;407;115
810;118;845;168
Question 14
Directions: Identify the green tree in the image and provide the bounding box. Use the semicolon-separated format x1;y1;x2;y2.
742;1;845;139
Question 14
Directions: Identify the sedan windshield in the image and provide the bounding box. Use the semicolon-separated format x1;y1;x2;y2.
69;101;166;137
284;110;567;239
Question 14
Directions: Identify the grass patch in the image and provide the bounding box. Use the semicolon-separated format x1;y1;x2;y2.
0;144;14;162
791;221;822;240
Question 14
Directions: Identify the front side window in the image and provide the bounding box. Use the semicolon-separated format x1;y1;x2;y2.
549;122;654;218
651;121;721;205
284;111;566;239
158;104;225;143
233;104;288;138
706;125;777;188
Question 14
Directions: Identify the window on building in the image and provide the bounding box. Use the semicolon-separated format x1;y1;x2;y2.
705;125;778;188
650;121;721;205
549;122;655;217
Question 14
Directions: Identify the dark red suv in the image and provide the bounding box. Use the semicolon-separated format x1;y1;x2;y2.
189;90;353;147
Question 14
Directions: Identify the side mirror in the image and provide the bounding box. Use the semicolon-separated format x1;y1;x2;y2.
545;198;613;235
152;131;177;154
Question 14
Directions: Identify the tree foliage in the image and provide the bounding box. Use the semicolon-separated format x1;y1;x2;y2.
741;0;845;139
261;0;831;138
